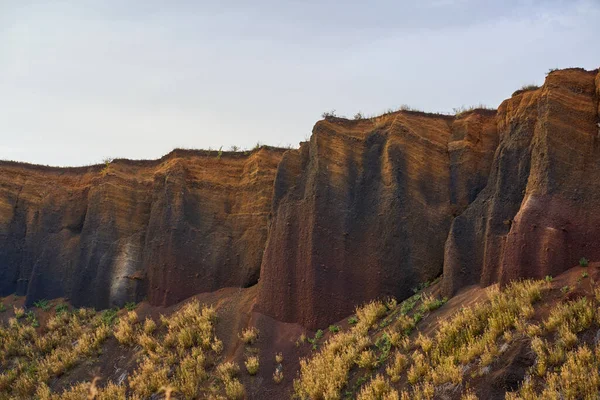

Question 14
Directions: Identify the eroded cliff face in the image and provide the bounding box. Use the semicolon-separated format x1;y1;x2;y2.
443;68;600;296
2;67;598;330
257;110;499;329
0;148;285;308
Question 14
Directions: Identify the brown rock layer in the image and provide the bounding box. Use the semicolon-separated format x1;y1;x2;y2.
443;68;600;295
0;148;285;308
257;110;498;329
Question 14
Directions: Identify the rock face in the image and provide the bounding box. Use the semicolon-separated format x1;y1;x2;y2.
2;67;598;330
0;148;284;308
443;68;600;295
257;111;499;329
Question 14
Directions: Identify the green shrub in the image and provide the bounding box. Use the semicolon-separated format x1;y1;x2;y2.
33;299;50;311
580;258;589;267
102;308;119;325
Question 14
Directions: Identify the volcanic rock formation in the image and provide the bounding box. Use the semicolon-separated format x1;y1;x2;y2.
443;68;600;296
0;67;598;331
0;148;285;308
257;110;499;329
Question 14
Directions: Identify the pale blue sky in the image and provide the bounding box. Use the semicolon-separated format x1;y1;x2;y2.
1;0;599;166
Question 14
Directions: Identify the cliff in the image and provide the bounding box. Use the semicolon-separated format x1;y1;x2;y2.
257;109;499;329
1;68;599;331
0;148;285;308
443;68;600;295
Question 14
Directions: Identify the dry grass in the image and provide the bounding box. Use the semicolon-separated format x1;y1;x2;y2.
0;298;240;399
294;300;386;399
294;279;545;399
245;355;260;375
239;326;259;345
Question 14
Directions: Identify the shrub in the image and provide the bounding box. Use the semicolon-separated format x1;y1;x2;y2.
420;294;447;312
273;369;284;384
386;351;408;382
275;352;283;364
357;374;399;400
245;356;259;375
400;293;421;315
101;309;119;325
224;378;245;400
328;325;340;334
217;362;240;380
0;303;5;312
356;301;387;329
114;316;136;345
356;350;378;369
580;257;589;267
34;299;50;311
348;316;358;324
143;318;156;334
13;306;25;319
54;304;68;315
322;110;337;119
239;327;259;345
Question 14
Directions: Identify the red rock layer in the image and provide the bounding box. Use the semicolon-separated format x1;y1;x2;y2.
443;68;600;295
257;110;499;329
0;148;284;308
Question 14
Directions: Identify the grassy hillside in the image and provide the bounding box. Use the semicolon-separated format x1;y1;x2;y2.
1;266;600;399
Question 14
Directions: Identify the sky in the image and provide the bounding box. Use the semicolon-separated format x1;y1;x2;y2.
0;0;599;166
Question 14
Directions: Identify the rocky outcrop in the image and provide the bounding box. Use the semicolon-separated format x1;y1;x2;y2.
257;111;499;329
0;148;285;308
443;68;600;295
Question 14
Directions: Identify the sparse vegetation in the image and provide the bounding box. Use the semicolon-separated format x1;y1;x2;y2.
0;297;241;399
273;368;284;383
239;326;259;344
33;299;50;311
295;280;545;399
579;257;589;267
512;83;541;96
245;355;259;375
100;157;113;176
322;110;337;119
5;269;600;399
453;104;494;117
